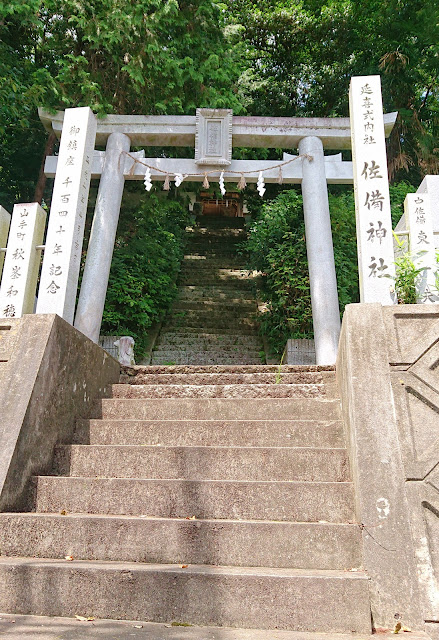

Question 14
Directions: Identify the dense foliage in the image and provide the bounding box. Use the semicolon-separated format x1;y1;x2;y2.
0;0;243;207
100;193;192;357
244;182;416;353
227;0;439;182
1;0;438;350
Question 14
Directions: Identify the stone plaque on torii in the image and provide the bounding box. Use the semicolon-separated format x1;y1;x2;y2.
40;95;397;365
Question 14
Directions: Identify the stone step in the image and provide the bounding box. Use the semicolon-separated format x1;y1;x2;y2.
109;383;329;399
150;352;264;364
152;346;262;358
0;513;361;570
167;308;258;322
119;371;333;386
150;355;263;365
10;615;420;640
121;365;334;374
34;477;354;522
179;267;252;277
163;315;259;331
183;255;247;267
186;228;246;238
74;419;344;448
172;300;257;311
183;247;245;257
183;244;245;255
154;335;263;350
160;324;259;336
177;285;256;300
92;397;341;421
177;278;255;289
53;445;349;482
195;216;245;228
0;557;371;632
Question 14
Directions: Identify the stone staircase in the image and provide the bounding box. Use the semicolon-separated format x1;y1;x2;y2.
0;365;371;634
150;216;264;365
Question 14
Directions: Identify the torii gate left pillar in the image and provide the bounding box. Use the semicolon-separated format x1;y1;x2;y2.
74;132;131;342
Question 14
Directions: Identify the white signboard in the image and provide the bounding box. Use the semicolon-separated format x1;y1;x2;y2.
0;203;46;318
0;206;11;279
37;107;97;322
405;193;438;303
350;75;396;304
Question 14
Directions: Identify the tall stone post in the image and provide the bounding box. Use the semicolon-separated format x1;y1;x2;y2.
298;136;341;365
74;132;131;343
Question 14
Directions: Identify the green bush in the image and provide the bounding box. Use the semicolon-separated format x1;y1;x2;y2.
245;182;418;354
101;194;191;357
244;188;359;354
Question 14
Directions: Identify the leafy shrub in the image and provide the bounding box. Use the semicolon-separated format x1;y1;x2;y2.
101;194;191;357
244;188;359;354
245;182;418;354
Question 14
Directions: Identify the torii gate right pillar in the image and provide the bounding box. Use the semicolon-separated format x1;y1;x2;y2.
299;136;341;365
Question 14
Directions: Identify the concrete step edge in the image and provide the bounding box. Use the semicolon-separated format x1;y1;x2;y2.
0;556;367;579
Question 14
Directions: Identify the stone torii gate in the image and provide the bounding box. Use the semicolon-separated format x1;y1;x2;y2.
38;95;397;365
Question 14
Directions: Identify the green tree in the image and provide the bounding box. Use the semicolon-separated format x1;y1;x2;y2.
227;0;439;182
0;0;243;207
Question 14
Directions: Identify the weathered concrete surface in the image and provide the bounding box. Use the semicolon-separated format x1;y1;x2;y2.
93;397;341;421
109;383;329;399
0;513;361;569
5;614;412;640
0;314;120;511
0;558;372;632
336;303;423;630
381;304;439;627
121;364;335;375
119;371;334;385
34;477;355;522
53;444;349;481
0;319;20;362
74;418;344;448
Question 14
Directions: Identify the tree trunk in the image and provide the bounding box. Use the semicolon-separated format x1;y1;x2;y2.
33;131;57;204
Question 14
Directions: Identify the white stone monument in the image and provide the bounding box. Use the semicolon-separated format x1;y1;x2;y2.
350;75;396;305
405;193;438;302
0;206;11;279
36;107;97;323
0;203;46;318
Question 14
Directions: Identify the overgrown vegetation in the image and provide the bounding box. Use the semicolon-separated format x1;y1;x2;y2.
100;194;192;357
244;182;417;354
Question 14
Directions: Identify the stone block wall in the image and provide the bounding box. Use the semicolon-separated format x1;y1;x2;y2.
337;302;439;636
0;314;120;511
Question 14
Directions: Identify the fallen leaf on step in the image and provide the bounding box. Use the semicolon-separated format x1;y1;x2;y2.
133;625;143;629
186;515;196;520
64;555;74;561
75;615;95;622
60;510;67;515
180;564;188;569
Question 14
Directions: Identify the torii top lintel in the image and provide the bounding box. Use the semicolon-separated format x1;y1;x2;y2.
39;108;397;150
